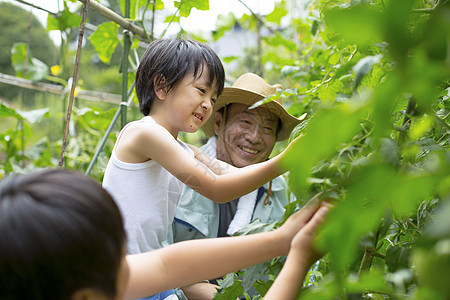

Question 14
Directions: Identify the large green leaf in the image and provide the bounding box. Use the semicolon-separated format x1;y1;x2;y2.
317;80;344;105
16;108;50;124
88;22;120;64
10;43;49;81
324;6;382;48
265;1;287;25
175;0;209;18
214;273;244;300
47;2;81;32
352;54;382;90
213;13;236;41
285;102;365;190
0;102;22;120
385;246;411;272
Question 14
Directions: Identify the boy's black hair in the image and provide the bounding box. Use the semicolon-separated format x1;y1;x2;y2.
135;38;225;116
0;169;126;300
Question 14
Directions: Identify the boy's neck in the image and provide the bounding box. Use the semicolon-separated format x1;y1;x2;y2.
146;114;179;139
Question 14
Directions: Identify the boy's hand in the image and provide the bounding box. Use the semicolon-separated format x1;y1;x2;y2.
277;193;323;255
290;203;331;267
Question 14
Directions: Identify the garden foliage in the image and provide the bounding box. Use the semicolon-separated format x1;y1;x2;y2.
0;0;449;299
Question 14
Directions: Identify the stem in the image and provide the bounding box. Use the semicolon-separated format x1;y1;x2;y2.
406;218;421;232
357;230;381;277
14;0;58;15
58;0;90;167
237;0;277;35
397;97;416;144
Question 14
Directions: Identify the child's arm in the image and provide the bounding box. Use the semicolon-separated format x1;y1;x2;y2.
263;204;329;300
187;144;239;175
118;122;297;203
124;196;324;299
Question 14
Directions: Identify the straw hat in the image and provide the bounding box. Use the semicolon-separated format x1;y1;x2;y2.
202;73;305;141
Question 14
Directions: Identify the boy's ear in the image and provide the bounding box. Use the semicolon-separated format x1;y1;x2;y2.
213;111;223;136
154;75;168;100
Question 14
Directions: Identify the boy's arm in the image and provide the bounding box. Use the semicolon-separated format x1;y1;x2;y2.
263;205;329;300
127;122;296;203
187;144;238;175
124;196;324;300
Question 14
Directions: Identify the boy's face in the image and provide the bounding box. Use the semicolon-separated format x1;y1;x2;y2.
157;68;218;136
214;103;278;167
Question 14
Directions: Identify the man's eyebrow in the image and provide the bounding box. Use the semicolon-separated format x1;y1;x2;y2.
243;110;278;123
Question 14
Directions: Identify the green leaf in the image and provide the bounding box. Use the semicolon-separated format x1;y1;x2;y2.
46;2;81;32
265;1;287;25
214;273;244;300
222;56;238;63
253;279;273;297
0;102;22;120
379;137;400;168
16;108;50;124
88;22;120;64
352;54;382;90
317;80;344;105
11;43;49;81
385;246;411;272
285;103;365;191
345;270;391;294
324;6;381;48
175;0;209;18
233;219;276;236
265;33;297;51
213;13;236;41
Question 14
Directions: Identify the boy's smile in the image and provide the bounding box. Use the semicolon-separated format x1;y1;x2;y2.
151;67;217;137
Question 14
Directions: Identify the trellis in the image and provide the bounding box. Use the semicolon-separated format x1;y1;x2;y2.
11;0;154;173
8;0;259;174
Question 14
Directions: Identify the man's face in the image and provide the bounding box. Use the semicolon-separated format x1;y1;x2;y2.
214;103;279;168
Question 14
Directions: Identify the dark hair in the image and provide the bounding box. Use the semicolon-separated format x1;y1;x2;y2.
135;38;225;116
0;169;126;300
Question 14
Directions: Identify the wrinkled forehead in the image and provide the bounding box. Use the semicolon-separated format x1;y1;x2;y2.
227;103;279;123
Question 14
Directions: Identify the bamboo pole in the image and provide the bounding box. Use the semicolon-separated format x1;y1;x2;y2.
58;0;90;167
78;0;149;41
0;73;122;104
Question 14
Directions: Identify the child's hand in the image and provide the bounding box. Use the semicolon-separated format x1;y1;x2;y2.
275;133;305;173
276;193;323;254
290;202;331;267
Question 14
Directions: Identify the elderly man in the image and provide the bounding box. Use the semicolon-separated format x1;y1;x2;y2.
169;73;305;299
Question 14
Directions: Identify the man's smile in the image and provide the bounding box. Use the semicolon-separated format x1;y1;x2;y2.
238;145;259;154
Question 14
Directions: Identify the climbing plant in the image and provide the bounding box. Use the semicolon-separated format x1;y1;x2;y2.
0;0;448;299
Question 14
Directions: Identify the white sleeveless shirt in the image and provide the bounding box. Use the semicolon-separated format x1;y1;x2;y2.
103;116;194;254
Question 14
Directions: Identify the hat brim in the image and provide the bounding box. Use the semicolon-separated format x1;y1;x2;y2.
202;87;304;141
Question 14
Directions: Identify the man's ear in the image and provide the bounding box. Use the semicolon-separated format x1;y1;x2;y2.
154;75;168;100
70;288;108;300
213;111;224;136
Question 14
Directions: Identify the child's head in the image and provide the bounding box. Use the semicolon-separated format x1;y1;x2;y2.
135;38;225;116
0;169;127;300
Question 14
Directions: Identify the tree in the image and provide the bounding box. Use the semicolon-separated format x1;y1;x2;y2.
0;2;56;100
